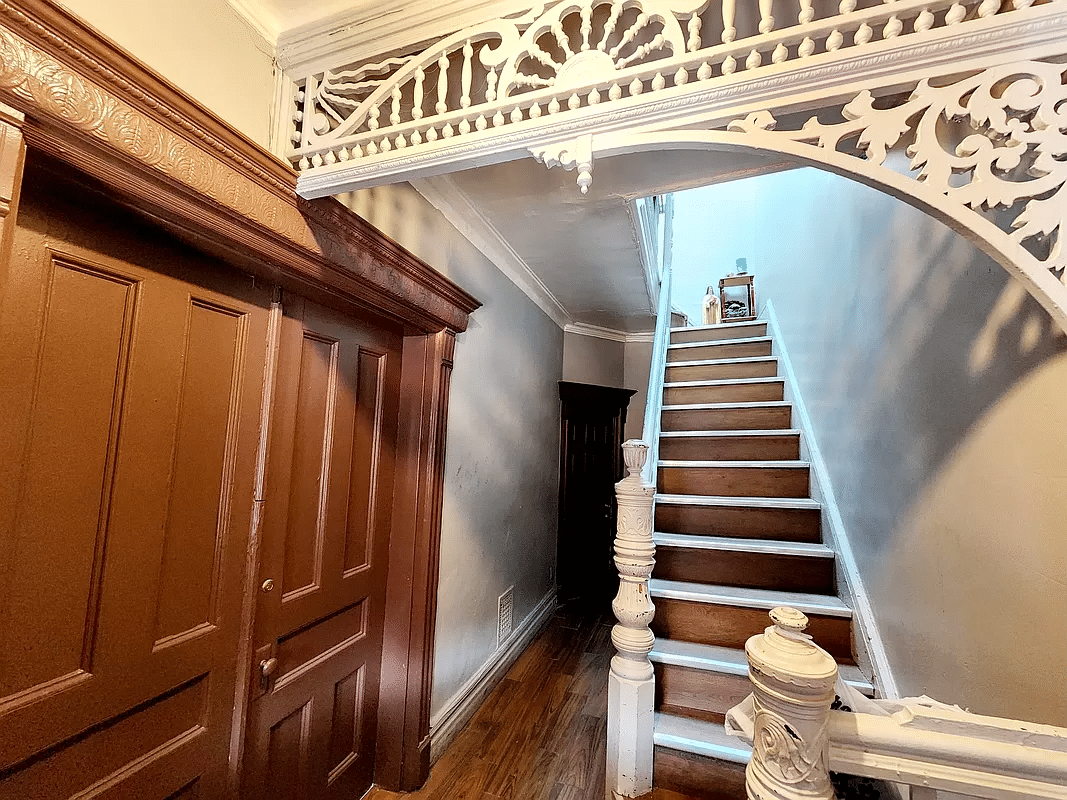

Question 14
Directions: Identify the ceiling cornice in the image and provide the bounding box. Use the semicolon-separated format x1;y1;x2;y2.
564;323;654;344
410;174;573;330
276;0;534;73
224;0;280;45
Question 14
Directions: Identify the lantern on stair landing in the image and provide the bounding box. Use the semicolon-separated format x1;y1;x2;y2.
719;273;756;321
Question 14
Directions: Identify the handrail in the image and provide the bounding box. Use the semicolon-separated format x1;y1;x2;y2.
829;705;1067;799
639;193;673;488
739;608;1067;800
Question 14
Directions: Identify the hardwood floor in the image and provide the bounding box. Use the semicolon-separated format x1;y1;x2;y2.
367;602;697;800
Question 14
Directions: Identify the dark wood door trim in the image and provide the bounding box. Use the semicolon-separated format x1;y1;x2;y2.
0;0;480;335
377;330;456;791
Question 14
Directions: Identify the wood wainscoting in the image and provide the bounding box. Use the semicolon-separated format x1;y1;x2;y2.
0;3;480;797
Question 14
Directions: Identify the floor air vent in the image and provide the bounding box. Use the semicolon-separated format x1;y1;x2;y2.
497;586;514;647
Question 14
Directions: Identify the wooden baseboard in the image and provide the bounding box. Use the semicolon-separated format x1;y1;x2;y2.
428;588;557;762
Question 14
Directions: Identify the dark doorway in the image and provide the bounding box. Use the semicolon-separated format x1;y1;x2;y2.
557;382;636;608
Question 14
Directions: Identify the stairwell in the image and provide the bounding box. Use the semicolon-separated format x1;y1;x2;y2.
646;319;873;799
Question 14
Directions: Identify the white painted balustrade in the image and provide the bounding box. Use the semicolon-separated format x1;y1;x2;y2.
285;0;1061;174
742;609;1067;800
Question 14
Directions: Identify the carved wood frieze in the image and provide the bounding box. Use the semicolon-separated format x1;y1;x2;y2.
0;0;478;333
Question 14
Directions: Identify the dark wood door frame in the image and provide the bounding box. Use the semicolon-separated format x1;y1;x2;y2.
0;2;479;792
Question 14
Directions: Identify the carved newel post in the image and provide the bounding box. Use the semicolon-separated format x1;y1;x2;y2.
745;608;838;800
607;440;657;799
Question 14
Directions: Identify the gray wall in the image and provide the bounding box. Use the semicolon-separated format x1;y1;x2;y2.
561;333;652;441
342;185;563;717
624;340;654;441
674;169;1067;726
562;331;625;386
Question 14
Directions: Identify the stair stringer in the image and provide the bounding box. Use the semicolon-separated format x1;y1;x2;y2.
760;298;898;700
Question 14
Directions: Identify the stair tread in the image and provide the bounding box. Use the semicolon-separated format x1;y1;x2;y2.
671;321;764;333
650;639;873;694
659;459;808;469
654;713;750;764
668;336;771;349
662;401;791;411
650;579;852;618
660;429;801;438
653;533;833;558
663;377;784;388
655;494;821;510
666;356;777;367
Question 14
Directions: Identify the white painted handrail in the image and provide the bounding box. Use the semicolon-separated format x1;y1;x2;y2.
829;704;1067;799
639;194;674;488
743;609;1067;800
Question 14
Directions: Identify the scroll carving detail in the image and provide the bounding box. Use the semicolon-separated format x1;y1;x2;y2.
728;60;1067;283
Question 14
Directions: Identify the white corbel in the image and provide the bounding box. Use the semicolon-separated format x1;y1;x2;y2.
530;133;595;194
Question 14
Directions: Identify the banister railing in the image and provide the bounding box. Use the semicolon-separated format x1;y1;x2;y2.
740;608;1067;800
606;194;673;799
640;204;673;488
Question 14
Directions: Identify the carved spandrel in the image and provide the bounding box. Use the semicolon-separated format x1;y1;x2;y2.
728;60;1067;287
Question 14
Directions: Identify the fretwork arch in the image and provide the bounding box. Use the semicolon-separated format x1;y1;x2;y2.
555;59;1067;332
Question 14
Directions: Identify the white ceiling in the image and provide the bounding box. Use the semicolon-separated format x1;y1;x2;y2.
443;149;794;333
229;0;794;335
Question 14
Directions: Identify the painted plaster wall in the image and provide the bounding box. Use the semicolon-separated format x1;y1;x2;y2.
674;169;1067;726
673;177;759;323
561;334;650;439
341;184;563;717
562;332;625;387
623;340;654;441
57;0;276;147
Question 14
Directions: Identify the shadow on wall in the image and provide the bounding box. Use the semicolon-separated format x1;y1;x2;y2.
674;167;1067;724
336;182;563;717
816;200;1067;545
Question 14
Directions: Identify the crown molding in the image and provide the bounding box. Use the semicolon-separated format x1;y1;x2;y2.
410;174;572;329
564;322;654;344
276;0;533;73
224;0;280;45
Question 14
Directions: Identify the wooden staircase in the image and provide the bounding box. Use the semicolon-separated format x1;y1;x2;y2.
648;320;872;799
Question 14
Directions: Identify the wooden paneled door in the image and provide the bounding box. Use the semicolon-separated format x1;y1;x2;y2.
0;168;272;797
241;296;402;800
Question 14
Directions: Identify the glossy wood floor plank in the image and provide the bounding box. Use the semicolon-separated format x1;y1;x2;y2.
366;602;697;800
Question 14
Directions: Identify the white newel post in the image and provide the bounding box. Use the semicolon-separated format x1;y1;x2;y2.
745;608;838;800
607;440;657;800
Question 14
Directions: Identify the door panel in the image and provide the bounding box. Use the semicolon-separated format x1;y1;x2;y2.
244;297;400;800
0;173;270;798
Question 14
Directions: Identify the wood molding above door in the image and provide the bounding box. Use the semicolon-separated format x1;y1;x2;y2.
0;0;479;334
